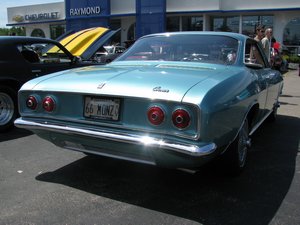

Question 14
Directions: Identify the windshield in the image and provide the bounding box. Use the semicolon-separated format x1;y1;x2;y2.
116;34;239;65
17;42;72;63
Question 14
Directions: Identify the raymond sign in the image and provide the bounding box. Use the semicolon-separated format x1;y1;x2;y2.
69;6;101;16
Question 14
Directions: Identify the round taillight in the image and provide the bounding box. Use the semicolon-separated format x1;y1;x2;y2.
42;96;55;112
147;106;165;125
172;109;190;129
26;96;38;110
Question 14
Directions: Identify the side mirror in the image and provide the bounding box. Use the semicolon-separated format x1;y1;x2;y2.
245;62;263;69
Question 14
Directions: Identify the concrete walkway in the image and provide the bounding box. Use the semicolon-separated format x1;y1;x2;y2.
279;69;300;118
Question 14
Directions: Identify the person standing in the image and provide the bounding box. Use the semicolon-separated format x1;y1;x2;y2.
254;25;265;42
261;28;273;62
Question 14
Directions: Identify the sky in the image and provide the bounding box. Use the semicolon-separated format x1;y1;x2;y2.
1;0;62;28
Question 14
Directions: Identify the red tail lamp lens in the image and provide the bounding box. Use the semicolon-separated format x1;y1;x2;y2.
147;106;165;125
26;96;38;110
42;96;55;112
172;109;190;129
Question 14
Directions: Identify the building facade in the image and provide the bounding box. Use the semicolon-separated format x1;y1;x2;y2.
7;0;300;54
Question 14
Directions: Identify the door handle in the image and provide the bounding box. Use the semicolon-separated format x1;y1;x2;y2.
32;69;42;77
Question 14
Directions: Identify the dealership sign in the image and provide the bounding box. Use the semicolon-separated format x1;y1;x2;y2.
66;0;109;18
69;6;101;16
65;0;110;31
25;12;59;21
12;12;60;22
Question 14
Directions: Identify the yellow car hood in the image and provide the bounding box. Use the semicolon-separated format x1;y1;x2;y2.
48;27;118;60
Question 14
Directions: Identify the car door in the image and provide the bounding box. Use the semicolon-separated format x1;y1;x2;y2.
246;39;283;115
251;41;283;113
1;43;33;84
263;68;283;112
245;39;270;116
28;60;76;77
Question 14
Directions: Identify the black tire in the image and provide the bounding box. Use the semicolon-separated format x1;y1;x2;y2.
222;118;251;176
0;85;18;132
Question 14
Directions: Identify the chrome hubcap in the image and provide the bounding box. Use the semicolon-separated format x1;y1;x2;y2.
237;121;250;167
0;92;14;126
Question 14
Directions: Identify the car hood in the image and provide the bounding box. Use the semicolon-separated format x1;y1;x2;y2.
48;27;120;60
23;61;230;102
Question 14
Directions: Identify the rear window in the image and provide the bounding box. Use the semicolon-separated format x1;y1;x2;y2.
116;34;239;65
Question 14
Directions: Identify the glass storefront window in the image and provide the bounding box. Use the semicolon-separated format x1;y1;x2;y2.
242;16;273;38
261;16;273;28
127;23;136;41
182;16;203;31
109;19;121;45
283;17;300;45
283;17;300;54
110;19;121;30
211;16;239;33
167;16;203;32
166;16;180;32
50;24;66;39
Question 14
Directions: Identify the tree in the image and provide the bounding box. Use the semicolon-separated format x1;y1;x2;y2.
0;27;25;36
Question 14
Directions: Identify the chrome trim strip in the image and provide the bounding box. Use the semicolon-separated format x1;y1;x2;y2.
15;118;216;157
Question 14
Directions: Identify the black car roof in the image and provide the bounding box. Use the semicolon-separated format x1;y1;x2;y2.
0;36;74;59
0;36;59;44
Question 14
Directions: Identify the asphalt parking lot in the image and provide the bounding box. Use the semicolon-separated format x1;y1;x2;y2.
0;70;299;225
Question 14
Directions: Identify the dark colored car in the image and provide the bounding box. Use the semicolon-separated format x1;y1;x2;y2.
0;27;119;132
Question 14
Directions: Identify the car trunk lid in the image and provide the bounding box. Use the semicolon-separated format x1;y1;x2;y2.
28;61;225;102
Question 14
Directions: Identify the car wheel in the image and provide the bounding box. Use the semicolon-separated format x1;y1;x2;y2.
223;118;251;175
0;86;18;132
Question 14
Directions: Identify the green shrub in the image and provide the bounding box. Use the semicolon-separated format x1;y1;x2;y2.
288;55;300;63
282;55;289;61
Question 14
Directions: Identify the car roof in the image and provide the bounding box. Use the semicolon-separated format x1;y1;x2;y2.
0;36;75;59
0;36;58;44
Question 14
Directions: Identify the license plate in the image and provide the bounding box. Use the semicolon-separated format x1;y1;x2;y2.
84;96;120;121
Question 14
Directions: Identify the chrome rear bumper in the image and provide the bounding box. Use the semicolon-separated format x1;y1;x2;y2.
15;117;217;157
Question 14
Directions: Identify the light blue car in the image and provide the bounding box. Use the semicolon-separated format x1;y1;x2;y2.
15;32;283;175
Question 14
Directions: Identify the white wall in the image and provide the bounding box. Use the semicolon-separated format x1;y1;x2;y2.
111;0;135;15
25;23;50;37
167;0;220;12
